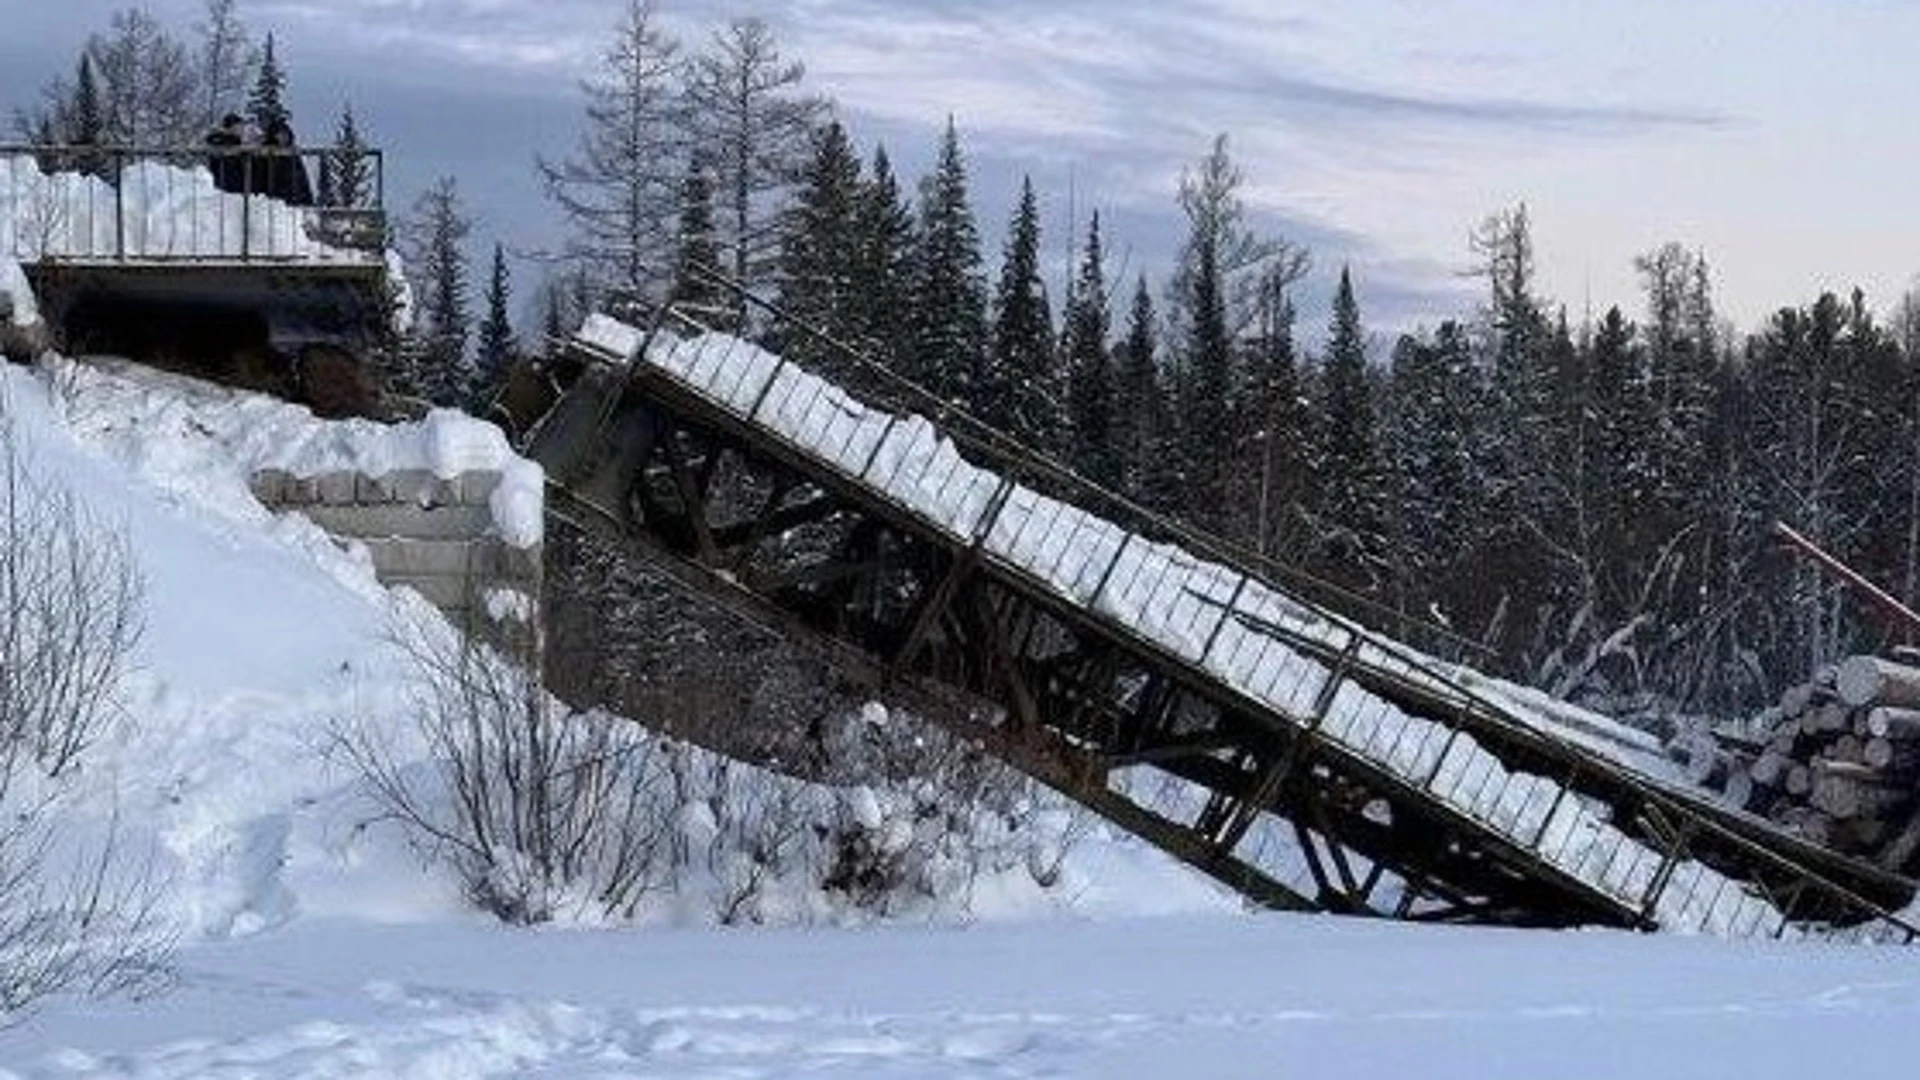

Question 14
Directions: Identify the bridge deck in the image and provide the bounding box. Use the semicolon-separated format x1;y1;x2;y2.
534;309;1920;943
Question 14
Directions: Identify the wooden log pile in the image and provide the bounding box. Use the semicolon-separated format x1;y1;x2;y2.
1680;654;1920;873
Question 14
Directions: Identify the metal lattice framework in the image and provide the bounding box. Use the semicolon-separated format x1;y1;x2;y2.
524;293;1920;942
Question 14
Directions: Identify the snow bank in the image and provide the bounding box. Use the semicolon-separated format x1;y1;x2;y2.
577;312;646;361
0;153;375;264
50;358;544;547
1;256;37;326
17;907;1920;1080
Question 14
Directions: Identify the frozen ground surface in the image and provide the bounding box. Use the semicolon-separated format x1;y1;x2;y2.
8;915;1920;1079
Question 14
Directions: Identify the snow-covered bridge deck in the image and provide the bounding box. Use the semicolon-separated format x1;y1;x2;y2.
529;305;1920;943
1;148;385;267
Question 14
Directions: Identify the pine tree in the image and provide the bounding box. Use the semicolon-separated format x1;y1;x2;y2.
473;242;518;412
1314;266;1385;588
983;176;1055;447
400;177;474;406
537;0;682;303
246;32;289;135
669;152;727;321
775;121;862;359
909;118;987;403
850;145;916;370
1063;213;1117;486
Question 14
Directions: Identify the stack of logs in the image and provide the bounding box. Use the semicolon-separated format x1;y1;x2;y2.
1678;654;1920;873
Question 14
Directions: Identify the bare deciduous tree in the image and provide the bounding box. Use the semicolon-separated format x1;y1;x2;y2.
194;0;259;130
537;0;684;305
86;9;202;146
684;16;824;325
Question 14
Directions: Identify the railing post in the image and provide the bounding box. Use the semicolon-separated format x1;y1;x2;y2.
745;355;789;423
1198;574;1251;667
113;148;126;259
856;415;899;483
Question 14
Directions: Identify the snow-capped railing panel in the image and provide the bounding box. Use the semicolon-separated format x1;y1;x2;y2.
0;146;384;264
576;307;1920;944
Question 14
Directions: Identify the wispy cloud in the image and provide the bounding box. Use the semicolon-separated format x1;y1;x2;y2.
62;0;1905;329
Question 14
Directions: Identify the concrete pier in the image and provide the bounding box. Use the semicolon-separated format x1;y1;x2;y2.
250;465;542;646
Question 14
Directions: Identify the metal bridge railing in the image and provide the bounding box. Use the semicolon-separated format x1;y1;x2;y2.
0;143;385;265
650;270;1495;671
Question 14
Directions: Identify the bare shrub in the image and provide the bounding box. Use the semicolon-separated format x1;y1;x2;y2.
815;706;1092;916
0;412;169;1019
1;422;143;775
334;615;680;924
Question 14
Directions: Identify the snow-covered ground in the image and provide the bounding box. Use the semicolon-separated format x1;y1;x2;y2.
10;910;1920;1078
4;353;1920;1078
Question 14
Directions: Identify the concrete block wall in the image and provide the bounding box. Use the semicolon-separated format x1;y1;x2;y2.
250;466;543;650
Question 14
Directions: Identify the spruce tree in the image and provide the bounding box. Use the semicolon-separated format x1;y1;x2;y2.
1115;276;1180;513
1063;212;1117;486
1231;269;1313;559
909;118;987;403
67;55;107;179
983;176;1055;447
850;145;916;370
542;282;567;346
1315;266;1385;587
1382;322;1477;615
246;32;290;135
1173;184;1233;531
669;153;727;323
774;120;862;359
473;242;517;411
400;177;473;406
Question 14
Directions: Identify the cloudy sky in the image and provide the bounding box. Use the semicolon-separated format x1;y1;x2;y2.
5;0;1917;337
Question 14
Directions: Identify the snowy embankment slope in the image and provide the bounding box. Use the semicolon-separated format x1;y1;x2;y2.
0;356;1242;1073
0;355;1216;931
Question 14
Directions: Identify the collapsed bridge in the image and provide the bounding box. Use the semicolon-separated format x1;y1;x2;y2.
524;296;1920;943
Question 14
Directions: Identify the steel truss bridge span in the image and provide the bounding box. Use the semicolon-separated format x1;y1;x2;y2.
526;304;1919;943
